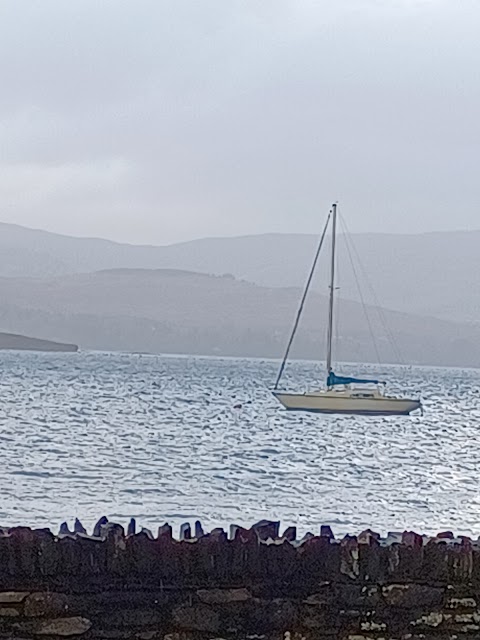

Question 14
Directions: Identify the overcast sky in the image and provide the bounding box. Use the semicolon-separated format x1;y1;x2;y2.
0;0;478;245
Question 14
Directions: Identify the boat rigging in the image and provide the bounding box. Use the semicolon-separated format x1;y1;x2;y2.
273;203;422;416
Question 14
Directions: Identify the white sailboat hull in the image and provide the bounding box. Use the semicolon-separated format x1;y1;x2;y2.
273;389;421;416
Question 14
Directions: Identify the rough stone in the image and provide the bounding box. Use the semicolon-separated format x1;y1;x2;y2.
96;609;166;629
0;592;30;604
336;584;379;608
74;519;87;535
24;592;69;617
0;607;20;616
340;536;360;579
127;518;136;537
197;588;251;604
455;612;480;624
172;605;220;633
59;522;73;536
360;621;386;631
447;597;477;609
303;584;335;607
382;583;444;608
251;599;298;631
93;516;109;537
3;521;480;639
180;524;191;541
194;521;204;539
301;604;338;632
157;523;172;539
411;611;446;627
283;527;297;542
320;525;335;539
252;520;280;541
21;616;92;636
93;630;134;639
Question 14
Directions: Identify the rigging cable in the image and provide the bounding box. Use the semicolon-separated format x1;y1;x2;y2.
339;214;404;365
339;214;382;365
332;218;340;368
274;212;331;390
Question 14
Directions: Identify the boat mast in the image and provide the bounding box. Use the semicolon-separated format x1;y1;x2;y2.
326;203;337;374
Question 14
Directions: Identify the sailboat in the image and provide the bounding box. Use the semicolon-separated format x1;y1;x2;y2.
273;204;422;416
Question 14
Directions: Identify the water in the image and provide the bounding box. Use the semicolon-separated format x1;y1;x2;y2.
0;350;478;537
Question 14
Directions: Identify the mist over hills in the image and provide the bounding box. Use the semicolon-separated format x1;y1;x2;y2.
0;222;478;325
0;267;478;367
0;221;478;365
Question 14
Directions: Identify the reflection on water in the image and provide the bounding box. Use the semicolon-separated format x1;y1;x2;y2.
0;351;478;537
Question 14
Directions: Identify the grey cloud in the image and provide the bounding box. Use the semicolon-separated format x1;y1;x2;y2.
0;0;478;243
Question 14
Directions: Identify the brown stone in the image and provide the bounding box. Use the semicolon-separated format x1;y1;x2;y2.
157;524;173;539
320;525;335;539
402;531;423;547
173;605;220;633
336;584;379;608
97;609;166;629
358;529;380;544
252;520;280;541
303;584;335;607
93;516;109;537
21;616;92;636
446;596;477;609
422;540;450;582
248;598;298;631
36;528;57;575
194;521;204;539
411;611;445;628
382;583;444;608
452;545;474;581
2;520;480;640
0;592;30;604
301;605;329;630
197;588;251;604
24;592;69;617
0;607;20;616
9;527;37;576
282;526;297;542
340;536;359;579
93;631;133;639
301;604;338;632
180;523;191;541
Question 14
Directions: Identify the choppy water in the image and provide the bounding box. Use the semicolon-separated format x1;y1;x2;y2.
0;350;479;537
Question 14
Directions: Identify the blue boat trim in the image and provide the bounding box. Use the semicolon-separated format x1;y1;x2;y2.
326;370;384;387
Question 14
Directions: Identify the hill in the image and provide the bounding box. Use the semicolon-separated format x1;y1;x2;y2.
0;268;478;366
0;332;77;352
0;222;478;324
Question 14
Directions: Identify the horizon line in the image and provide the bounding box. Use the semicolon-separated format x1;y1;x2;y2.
1;219;480;249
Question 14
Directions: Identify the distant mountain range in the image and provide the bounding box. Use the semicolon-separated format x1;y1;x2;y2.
0;221;478;365
0;267;477;367
0;222;478;324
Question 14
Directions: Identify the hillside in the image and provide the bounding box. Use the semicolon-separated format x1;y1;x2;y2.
0;222;477;323
0;268;478;366
0;332;77;352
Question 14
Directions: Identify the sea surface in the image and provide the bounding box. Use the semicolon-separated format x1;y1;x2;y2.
0;350;479;538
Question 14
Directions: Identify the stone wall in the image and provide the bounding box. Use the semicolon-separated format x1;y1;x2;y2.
0;518;479;639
